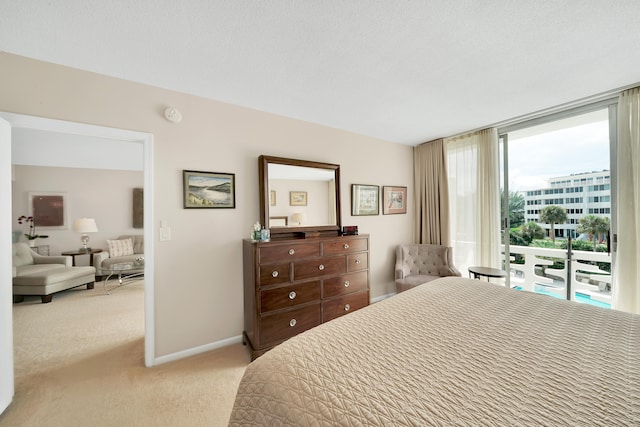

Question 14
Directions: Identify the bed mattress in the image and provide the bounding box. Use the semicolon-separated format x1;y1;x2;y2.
229;276;640;426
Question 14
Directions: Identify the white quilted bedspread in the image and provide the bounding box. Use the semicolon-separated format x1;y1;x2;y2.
229;277;640;426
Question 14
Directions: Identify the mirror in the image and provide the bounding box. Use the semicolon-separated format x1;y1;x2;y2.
259;155;341;236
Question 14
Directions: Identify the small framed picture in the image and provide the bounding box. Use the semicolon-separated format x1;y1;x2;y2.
183;170;236;208
290;191;307;206
383;186;407;215
351;184;379;216
270;190;276;206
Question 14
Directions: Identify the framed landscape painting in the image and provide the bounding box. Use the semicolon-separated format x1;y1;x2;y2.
289;191;307;206
183;170;236;208
351;184;379;216
382;186;407;214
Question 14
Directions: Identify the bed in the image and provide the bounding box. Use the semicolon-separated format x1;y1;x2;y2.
229;276;640;426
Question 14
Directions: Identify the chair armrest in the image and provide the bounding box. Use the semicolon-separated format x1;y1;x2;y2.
443;247;462;277
93;252;111;275
32;254;71;267
93;251;110;267
440;265;462;277
395;245;410;280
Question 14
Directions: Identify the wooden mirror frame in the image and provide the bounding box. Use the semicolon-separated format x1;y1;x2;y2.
259;155;342;237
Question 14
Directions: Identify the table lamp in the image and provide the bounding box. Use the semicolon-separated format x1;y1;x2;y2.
73;218;98;251
291;212;305;226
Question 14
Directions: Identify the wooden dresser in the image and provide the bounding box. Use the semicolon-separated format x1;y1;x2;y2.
242;234;370;359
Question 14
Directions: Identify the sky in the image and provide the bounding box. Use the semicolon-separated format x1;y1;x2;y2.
505;120;610;192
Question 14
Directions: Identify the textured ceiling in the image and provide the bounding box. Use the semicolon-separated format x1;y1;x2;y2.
2;1;640;145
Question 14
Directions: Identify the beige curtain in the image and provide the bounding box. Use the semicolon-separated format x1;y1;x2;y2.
613;87;640;314
476;128;501;268
446;129;500;275
413;139;450;245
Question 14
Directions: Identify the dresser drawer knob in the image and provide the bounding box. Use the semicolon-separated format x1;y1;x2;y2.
343;243;349;249
355;259;361;264
318;264;325;271
289;291;296;300
288;249;295;255
344;304;351;311
344;281;350;287
289;319;297;327
271;271;279;278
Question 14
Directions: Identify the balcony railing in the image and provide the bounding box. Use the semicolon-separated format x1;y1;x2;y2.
501;244;612;308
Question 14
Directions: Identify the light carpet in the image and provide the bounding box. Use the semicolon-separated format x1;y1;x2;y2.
0;280;250;427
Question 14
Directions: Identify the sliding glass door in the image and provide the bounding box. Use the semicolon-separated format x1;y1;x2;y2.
499;103;617;308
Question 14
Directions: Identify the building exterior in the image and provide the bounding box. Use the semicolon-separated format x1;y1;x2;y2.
524;170;611;238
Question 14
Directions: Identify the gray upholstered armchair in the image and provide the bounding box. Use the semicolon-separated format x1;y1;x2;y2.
395;244;461;293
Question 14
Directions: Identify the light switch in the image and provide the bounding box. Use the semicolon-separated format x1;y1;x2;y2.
159;227;171;241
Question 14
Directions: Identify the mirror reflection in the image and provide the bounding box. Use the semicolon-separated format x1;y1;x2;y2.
259;155;341;235
267;164;337;228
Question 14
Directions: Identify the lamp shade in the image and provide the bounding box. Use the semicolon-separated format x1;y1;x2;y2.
291;213;305;225
73;218;98;233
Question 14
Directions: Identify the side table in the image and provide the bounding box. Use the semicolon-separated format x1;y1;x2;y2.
468;266;506;281
61;248;103;266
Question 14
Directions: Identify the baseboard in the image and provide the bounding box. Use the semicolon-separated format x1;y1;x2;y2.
152;334;243;366
152;292;397;366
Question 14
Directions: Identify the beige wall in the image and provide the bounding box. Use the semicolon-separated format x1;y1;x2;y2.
12;165;144;261
1;52;414;359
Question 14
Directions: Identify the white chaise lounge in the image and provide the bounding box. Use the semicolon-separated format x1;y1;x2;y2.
12;243;96;303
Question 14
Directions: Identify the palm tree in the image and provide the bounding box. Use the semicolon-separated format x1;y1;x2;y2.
578;215;611;250
509;191;525;228
539;205;567;242
595;217;611;248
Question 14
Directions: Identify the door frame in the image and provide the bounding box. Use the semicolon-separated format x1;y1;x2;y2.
0;117;13;414
498;99;618;296
0;112;155;415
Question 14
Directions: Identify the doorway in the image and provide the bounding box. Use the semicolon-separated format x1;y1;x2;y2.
499;103;616;307
1;112;155;413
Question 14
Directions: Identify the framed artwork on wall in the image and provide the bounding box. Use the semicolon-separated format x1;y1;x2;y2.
289;191;307;206
382;186;407;214
28;191;68;229
133;187;143;228
183;170;236;208
351;184;379;216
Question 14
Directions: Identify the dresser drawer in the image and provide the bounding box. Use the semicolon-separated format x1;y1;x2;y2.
259;262;291;286
323;271;368;299
259;242;321;262
323;291;369;322
260;281;321;313
294;256;346;281
347;253;368;272
260;303;321;346
323;237;368;256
